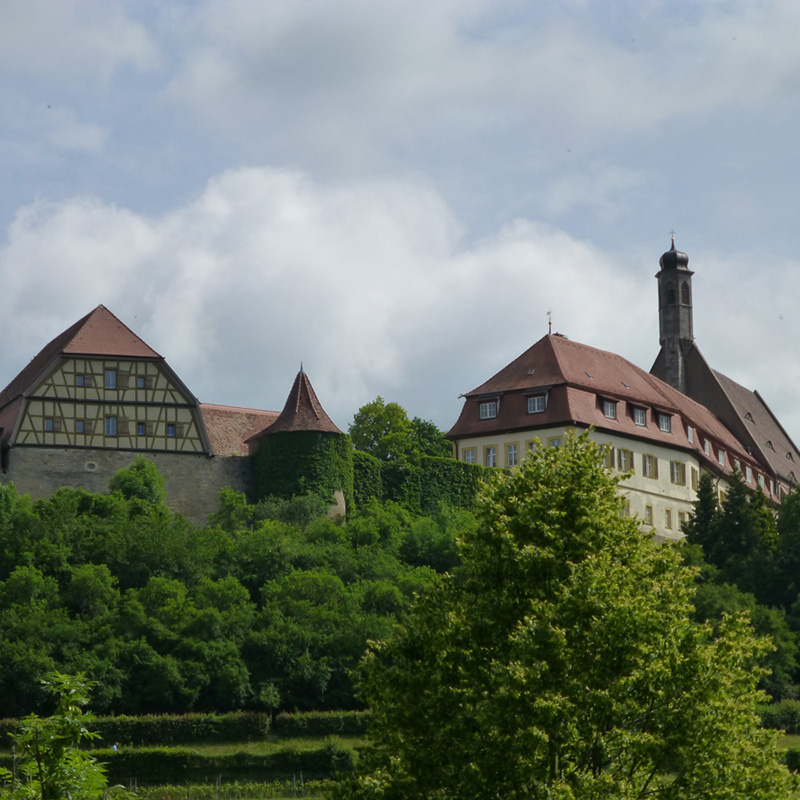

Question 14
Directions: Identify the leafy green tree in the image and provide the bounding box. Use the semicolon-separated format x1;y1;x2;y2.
408;417;451;459
349;398;449;462
337;434;792;800
109;456;167;506
349;397;413;461
0;673;108;800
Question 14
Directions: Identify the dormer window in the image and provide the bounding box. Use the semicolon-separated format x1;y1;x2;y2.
687;425;694;443
718;449;725;467
658;413;671;433
704;439;711;456
767;441;775;451
528;394;546;414
633;407;646;427
746;465;753;483
602;400;616;420
479;401;498;420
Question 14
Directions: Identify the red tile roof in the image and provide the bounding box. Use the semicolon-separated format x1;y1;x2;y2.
448;333;756;479
200;404;280;457
248;369;342;442
0;305;160;411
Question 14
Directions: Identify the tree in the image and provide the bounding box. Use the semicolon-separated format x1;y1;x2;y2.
109;456;167;506
0;673;108;800
349;397;449;462
336;434;793;800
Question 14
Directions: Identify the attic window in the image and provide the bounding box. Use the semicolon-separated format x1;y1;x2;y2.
687;425;694;443
528;394;546;414
585;371;593;378
527;369;535;376
633;408;646;427
788;452;795;462
602;400;616;420
479;401;498;420
658;413;671;433
766;441;775;451
745;412;754;422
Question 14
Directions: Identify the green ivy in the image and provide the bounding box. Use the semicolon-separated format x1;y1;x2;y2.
253;432;354;512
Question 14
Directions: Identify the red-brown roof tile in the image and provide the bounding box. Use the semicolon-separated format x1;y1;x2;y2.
249;370;342;442
0;305;161;411
200;404;280;457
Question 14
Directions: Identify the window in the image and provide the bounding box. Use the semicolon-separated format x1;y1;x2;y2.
665;509;672;529
526;440;537;452
603;446;616;469
670;461;686;485
617;448;633;472
658;413;671;433
480;401;498;419
758;474;765;490
506;443;518;468
678;511;687;528
44;418;54;432
137;376;146;389
620;500;630;517
633;407;646;427
734;459;741;472
484;446;497;467
166;423;176;437
137;422;146;436
105;416;117;436
681;282;690;305
770;479;775;496
746;465;753;483
527;394;546;414
75;420;84;434
602;400;616;419
643;454;658;479
644;505;653;525
718;449;725;467
687;425;694;443
76;374;85;387
691;467;698;491
548;437;562;449
104;370;117;389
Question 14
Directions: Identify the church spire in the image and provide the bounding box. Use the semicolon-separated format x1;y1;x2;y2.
655;236;694;393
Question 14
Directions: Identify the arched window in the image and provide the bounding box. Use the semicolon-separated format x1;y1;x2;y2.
681;282;690;305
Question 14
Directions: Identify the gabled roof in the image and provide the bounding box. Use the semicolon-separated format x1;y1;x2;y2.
711;370;800;482
248;369;342;442
653;341;800;484
448;333;755;477
0;305;161;411
200;404;280;457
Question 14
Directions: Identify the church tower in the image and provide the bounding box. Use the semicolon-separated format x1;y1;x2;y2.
655;237;694;394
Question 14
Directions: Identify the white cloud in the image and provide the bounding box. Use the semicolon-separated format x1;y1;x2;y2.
0;0;157;82
5;166;795;440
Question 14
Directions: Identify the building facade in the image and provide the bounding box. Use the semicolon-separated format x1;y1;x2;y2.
447;240;800;540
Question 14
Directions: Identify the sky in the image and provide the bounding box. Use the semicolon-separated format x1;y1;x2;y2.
2;0;800;439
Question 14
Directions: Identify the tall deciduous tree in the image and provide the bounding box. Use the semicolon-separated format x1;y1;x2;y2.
336;434;793;800
349;397;449;461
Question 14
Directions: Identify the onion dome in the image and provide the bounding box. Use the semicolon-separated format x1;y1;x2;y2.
659;238;689;271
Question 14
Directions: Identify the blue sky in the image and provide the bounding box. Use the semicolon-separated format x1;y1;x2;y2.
2;0;800;438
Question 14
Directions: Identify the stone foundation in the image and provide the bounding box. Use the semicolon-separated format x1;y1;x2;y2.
2;447;254;525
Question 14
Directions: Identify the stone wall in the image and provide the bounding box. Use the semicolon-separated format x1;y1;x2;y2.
2;446;254;524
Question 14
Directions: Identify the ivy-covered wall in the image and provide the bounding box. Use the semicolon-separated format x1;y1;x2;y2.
354;454;492;514
252;431;354;510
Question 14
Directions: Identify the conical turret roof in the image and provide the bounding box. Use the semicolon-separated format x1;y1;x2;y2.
249;369;342;441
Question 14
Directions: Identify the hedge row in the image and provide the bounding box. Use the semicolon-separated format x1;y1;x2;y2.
760;700;800;733
134;780;330;800
272;710;368;737
0;710;368;748
98;744;354;786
